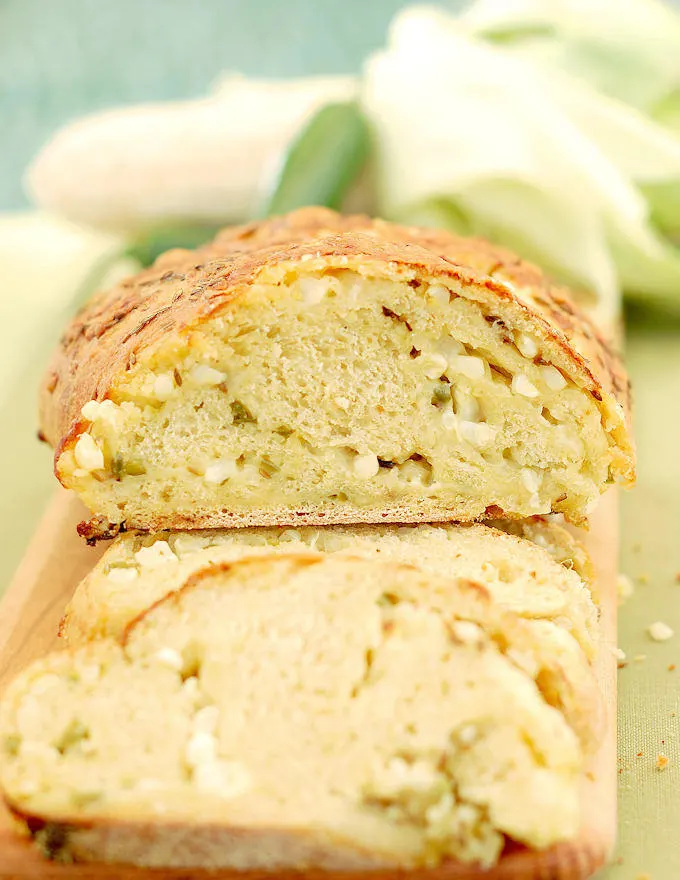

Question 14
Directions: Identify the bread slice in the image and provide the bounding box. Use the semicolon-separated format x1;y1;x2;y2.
62;519;598;659
1;555;587;870
488;517;596;593
40;208;634;534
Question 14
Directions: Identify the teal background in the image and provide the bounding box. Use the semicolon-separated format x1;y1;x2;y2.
2;0;417;210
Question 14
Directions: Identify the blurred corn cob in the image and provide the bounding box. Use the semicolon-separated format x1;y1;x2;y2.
24;0;680;318
27;75;361;232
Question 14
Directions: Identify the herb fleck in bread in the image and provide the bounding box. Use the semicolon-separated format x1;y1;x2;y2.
1;555;587;870
40;208;634;533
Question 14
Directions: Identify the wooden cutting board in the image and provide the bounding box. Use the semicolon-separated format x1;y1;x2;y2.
0;489;618;880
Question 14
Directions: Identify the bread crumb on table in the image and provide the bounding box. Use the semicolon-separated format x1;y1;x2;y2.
648;622;674;642
656;754;669;771
617;573;634;603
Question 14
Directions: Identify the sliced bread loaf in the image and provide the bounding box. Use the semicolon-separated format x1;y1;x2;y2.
1;555;587;870
41;208;634;534
61;519;598;657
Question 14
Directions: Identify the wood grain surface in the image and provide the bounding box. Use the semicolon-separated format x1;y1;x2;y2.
0;488;618;880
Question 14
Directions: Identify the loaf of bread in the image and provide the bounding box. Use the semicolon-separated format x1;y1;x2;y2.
40;208;634;534
62;519;598;657
1;555;590;870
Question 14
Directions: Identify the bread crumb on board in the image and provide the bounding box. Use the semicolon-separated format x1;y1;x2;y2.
648;622;675;642
617;573;635;603
613;646;627;669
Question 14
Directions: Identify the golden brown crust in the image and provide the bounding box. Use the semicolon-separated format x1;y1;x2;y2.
7;806;610;876
10;808;396;870
74;501;530;539
40;207;634;484
75;516;127;545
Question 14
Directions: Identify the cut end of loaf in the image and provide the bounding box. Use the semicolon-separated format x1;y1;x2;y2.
61;519;598;659
1;555;585;871
54;263;632;531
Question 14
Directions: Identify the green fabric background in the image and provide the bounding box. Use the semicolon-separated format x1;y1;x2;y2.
1;1;680;877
